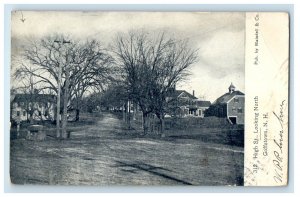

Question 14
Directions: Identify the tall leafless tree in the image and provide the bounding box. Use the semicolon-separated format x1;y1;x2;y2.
114;31;198;135
14;34;114;138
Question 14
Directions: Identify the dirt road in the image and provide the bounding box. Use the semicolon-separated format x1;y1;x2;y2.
10;112;244;186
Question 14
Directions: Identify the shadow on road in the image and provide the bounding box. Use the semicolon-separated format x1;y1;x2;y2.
112;160;193;185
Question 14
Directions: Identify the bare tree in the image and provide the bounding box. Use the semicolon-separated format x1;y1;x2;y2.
114;31;198;135
14;34;114;138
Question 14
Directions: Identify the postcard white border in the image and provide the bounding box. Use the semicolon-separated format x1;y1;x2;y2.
2;3;295;193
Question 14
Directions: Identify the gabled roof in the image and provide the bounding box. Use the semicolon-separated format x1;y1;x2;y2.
213;90;244;104
167;90;197;99
12;94;56;103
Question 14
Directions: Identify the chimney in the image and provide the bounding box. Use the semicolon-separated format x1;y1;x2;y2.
193;90;195;97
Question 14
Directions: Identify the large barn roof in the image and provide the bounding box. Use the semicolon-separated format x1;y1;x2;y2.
213;90;244;104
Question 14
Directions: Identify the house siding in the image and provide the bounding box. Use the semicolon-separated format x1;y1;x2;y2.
227;96;245;124
11;95;56;123
11;102;56;122
166;90;211;118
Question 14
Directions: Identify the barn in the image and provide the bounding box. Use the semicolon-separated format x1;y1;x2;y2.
205;83;244;124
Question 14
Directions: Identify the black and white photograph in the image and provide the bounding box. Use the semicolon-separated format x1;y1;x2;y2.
10;11;245;186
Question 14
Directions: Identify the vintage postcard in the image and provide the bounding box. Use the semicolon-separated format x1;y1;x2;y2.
9;11;289;186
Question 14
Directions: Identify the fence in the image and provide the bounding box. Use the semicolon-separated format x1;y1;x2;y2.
116;110;242;133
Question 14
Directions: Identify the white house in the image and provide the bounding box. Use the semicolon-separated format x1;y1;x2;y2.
11;94;56;123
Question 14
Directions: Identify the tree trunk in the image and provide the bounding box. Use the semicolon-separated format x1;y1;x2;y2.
133;102;137;120
127;100;131;129
29;110;34;124
160;117;165;136
123;103;126;122
61;70;70;139
75;109;80;122
75;93;80;122
150;114;154;133
56;67;62;139
156;112;165;137
142;112;148;135
61;96;68;138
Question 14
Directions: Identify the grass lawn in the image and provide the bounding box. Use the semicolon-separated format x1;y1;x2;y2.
10;112;244;186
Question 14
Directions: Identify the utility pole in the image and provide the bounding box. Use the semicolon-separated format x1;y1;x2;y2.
62;54;70;139
54;38;71;139
56;52;62;138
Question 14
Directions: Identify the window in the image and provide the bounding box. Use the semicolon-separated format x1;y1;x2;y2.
23;111;26;116
234;98;239;103
17;111;20;116
238;108;243;113
199;109;202;116
232;107;236;112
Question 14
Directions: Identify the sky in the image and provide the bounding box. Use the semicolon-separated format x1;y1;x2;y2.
11;11;245;102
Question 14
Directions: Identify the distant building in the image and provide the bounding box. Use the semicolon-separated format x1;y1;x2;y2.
205;83;244;124
166;89;211;118
11;94;56;123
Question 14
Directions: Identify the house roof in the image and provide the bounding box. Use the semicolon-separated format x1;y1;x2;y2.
196;100;211;107
213;90;244;104
167;90;197;99
12;94;56;103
